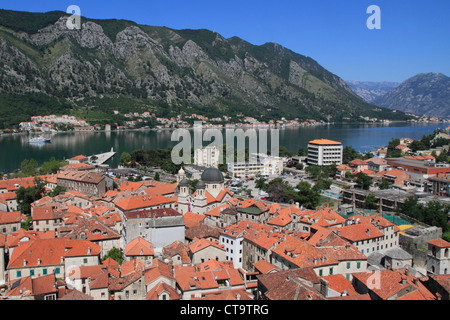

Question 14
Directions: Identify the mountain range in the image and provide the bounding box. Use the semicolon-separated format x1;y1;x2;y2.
0;9;408;128
345;80;399;103
372;73;450;119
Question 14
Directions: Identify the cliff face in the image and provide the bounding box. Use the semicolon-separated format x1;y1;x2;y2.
373;73;450;119
0;9;405;123
346;80;399;103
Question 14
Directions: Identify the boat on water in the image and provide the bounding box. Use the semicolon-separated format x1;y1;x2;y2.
29;136;51;144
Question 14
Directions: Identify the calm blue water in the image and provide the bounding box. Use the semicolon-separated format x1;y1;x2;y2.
0;122;446;174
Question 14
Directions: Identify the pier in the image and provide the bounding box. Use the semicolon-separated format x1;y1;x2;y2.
89;147;116;165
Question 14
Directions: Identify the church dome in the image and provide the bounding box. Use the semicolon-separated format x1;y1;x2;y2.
196;180;206;189
201;167;224;183
179;178;189;187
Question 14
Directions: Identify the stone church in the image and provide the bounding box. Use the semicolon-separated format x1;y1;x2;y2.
176;167;233;215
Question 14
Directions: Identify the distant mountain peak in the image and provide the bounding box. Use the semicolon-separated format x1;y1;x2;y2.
373;73;450;118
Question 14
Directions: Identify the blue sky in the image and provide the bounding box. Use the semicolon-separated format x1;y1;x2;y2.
1;0;449;82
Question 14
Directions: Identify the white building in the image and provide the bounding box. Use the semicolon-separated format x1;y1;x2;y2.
219;227;245;269
227;162;264;178
194;146;220;168
227;153;285;178
307;139;343;166
249;153;285;176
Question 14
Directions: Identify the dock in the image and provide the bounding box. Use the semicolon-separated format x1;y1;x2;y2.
89;147;116;165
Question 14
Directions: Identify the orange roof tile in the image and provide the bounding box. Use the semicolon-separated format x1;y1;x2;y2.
309;139;342;145
125;237;155;257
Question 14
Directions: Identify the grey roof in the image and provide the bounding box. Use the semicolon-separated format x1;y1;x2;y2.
384;247;413;260
367;252;385;269
196;180;206;188
179;178;190;187
201;167;224;183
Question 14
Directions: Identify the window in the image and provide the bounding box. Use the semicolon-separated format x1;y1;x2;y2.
55;267;60;274
30;270;34;276
83;258;88;264
346;262;351;269
16;271;21;278
43;269;47;275
357;262;361;269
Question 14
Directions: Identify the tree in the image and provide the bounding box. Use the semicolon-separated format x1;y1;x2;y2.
255;177;267;190
355;172;372;190
342;146;360;164
16;178;46;215
47;185;66;197
154;172;160;181
102;248;123;265
386;138;402;158
266;178;289;202
39;157;67;175
378;178;392;190
365;193;379;210
294;181;320;209
297;147;307;156
399;197;450;234
119;152;132;165
312;179;332;192
20;158;38;177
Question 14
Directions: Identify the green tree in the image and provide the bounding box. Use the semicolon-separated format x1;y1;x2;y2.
312;179;332;192
295;181;320;209
20;158;38;177
365;193;379;210
255;177;267;190
39;157;67;174
355;172;372;190
120;152;132;165
378;178;392;190
102;248;123;265
297;147;307;156
47;185;66;197
154;172;160;181
266;178;289;202
21;216;32;231
16;178;46;215
342;146;360;164
399;197;450;234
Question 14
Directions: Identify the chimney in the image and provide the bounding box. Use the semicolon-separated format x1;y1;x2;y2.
37;258;41;266
23;259;27;267
366;228;370;236
87;247;91;255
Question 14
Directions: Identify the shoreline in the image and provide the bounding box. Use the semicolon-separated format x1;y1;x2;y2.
1;119;448;136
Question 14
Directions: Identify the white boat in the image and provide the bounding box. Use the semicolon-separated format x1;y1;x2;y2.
29;136;51;144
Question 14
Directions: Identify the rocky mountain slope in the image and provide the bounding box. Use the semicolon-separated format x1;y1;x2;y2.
0;9;407;127
373;73;450;119
346;80;399;103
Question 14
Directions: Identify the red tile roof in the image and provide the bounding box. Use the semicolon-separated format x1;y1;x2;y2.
125;237;155;257
8;238;100;268
115;194;175;212
352;269;435;300
427;238;450;248
272;235;339;268
0;210;22;224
